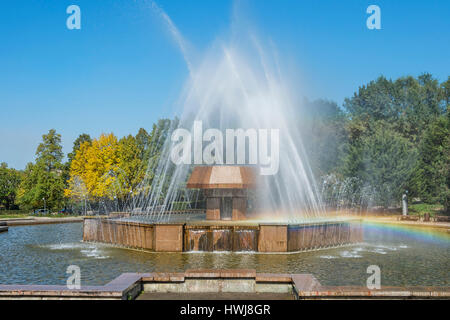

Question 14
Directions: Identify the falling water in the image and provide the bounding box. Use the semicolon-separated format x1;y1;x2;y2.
118;1;329;223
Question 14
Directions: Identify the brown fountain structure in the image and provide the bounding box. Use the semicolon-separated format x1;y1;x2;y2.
83;165;363;253
186;165;255;221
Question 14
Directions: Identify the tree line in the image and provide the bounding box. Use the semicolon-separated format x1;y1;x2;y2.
0;119;175;212
0;74;448;213
303;74;449;212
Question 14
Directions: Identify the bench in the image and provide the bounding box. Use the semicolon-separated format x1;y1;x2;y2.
398;215;419;221
432;215;450;222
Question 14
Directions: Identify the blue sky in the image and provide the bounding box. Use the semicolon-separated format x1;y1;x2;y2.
0;0;449;169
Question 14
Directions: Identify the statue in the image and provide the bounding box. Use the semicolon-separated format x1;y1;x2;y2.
402;191;408;216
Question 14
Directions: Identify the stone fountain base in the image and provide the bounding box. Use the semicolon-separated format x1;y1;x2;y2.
83;218;363;253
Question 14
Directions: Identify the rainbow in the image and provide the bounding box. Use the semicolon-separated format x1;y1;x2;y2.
361;220;450;244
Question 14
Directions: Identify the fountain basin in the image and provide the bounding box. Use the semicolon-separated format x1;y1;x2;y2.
82;218;363;253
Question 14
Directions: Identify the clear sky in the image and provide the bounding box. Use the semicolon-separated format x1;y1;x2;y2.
1;0;449;169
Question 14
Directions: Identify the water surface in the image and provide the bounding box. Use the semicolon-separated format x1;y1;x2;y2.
0;222;448;286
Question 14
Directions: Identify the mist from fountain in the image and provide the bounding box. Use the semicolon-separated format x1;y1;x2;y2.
124;1;329;223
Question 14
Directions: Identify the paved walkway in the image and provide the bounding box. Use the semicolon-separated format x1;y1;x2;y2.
137;292;295;300
0;217;83;226
362;216;450;230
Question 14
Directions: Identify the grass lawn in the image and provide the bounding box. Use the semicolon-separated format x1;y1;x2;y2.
0;210;30;219
408;203;445;216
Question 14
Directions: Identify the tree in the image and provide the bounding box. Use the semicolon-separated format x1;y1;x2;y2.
341;119;368;178
412;114;450;212
35;129;64;172
301;99;348;176
63;133;92;191
64;140;91;200
65;133;120;200
337;74;449;210
67;133;92;163
443;113;450;213
344;76;399;123
140;119;178;187
135;128;151;162
360;124;418;208
117;134;145;196
0;163;21;209
17;163;39;209
344;74;445;143
441;76;450;108
17;130;66;210
64;123;178;209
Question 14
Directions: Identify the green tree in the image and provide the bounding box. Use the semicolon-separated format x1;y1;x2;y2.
340;119;368;178
441;76;450;108
344;74;445;143
360;124;418;208
338;74;449;209
145;119;178;184
344;76;399;123
67;133;92;163
301;99;348;176
17;129;66;211
117;134;145;196
412;113;450;212
0;163;21;209
136;128;151;162
17;162;39;209
36;129;64;172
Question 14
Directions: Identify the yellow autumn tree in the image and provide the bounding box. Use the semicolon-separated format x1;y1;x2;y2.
65;133;120;200
64;140;91;199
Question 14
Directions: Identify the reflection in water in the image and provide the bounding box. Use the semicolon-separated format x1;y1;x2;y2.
0;223;448;286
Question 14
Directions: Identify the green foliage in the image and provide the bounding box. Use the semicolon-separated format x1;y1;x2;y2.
170;201;190;210
117;119;176;197
360;124;418;207
3;75;448;213
67;133;91;163
411;114;450;212
142;118;179;202
36;129;64;172
118;134;146;194
441;76;450;107
344;74;445;142
63;119;178;208
0;163;21;209
408;203;444;216
302;99;348;176
17;130;66;210
338;74;448;209
147;119;177;171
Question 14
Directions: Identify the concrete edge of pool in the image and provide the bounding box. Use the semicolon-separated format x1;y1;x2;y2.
0;217;83;226
0;221;8;232
82;218;364;253
0;269;449;300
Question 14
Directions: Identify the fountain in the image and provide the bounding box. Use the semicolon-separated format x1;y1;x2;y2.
186;166;255;221
82;2;363;253
83;164;363;252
